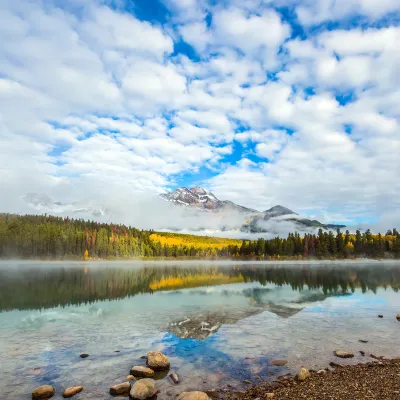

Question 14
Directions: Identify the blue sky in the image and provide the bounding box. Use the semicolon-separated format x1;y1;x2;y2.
0;0;399;228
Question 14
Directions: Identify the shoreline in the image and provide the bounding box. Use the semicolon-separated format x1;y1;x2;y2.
222;358;400;400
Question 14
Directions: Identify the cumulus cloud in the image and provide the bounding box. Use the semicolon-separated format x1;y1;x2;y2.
0;0;399;234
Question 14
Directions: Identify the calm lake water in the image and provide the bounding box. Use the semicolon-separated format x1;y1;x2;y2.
1;261;400;399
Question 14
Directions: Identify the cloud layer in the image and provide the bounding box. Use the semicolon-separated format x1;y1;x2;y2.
0;0;399;230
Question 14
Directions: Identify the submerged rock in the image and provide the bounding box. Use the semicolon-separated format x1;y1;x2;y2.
130;366;155;378
378;315;383;318
170;372;180;384
296;367;310;381
334;350;354;358
176;391;210;400
32;385;56;399
62;386;83;398
360;351;366;356
130;378;156;400
270;359;287;367
110;382;131;395
359;340;368;343
147;351;170;371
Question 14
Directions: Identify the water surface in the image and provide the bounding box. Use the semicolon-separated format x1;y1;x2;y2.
1;261;399;399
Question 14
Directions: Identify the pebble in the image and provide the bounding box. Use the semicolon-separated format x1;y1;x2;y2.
80;354;89;358
296;367;310;381
147;351;170;371
62;386;83;398
170;372;180;384
130;378;156;400
378;315;383;318
176;391;211;400
32;385;56;399
130;366;155;378
317;369;327;374
334;350;354;358
359;340;368;343
360;351;365;356
270;359;288;367
110;382;131;395
266;394;275;399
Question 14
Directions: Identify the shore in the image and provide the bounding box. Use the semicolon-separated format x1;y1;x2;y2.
223;359;400;400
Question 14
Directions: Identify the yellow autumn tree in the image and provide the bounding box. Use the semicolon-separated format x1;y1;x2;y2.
84;249;89;260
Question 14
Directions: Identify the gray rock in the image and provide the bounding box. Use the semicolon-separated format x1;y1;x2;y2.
170;372;180;384
109;382;131;395
334;350;354;358
32;385;56;399
296;367;310;381
147;351;170;371
130;378;156;400
130;366;155;378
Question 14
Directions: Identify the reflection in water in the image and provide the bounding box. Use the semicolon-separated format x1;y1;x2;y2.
0;261;400;400
0;262;399;311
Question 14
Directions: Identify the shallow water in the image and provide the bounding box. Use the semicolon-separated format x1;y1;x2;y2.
0;261;400;399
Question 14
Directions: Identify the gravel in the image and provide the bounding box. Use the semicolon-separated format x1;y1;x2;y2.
227;359;400;400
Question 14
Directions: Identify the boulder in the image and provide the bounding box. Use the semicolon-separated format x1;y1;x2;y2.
32;385;56;399
109;382;131;396
130;378;156;400
296;367;310;382
130;366;155;378
125;375;136;381
334;350;354;358
176;392;210;400
147;351;170;371
62;386;83;398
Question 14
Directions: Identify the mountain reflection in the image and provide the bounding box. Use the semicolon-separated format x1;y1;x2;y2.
0;262;399;312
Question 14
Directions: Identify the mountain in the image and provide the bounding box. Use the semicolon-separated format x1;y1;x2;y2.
242;204;345;233
160;187;346;232
22;193;108;217
160;186;258;213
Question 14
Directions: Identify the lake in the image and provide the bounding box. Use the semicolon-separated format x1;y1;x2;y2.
1;261;400;399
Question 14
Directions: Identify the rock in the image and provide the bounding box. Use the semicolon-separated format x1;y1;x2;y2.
334;350;354;358
125;375;136;381
270;359;288;367
329;362;342;368
80;353;89;358
243;380;252;384
32;385;56;399
266;394;275;399
62;386;83;398
359;340;368;343
204;390;219;399
296;367;310;381
170;372;180;384
147;351;170;371
176;391;210;400
396;314;400;321
370;354;384;360
378;315;383;318
317;369;327;374
130;366;155;378
360;351;365;356
130;378;156;400
110;382;131;396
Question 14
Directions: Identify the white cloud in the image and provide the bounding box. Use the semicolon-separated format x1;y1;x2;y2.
0;0;399;232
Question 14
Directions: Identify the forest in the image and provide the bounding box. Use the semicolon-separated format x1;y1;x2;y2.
0;213;400;260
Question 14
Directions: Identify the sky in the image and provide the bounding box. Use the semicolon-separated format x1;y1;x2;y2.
0;0;399;228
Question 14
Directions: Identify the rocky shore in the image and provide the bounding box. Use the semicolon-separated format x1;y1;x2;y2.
233;359;400;400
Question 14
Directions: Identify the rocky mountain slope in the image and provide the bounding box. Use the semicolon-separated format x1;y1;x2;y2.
159;186;258;213
160;187;346;231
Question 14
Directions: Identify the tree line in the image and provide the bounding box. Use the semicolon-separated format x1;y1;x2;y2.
0;213;399;260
